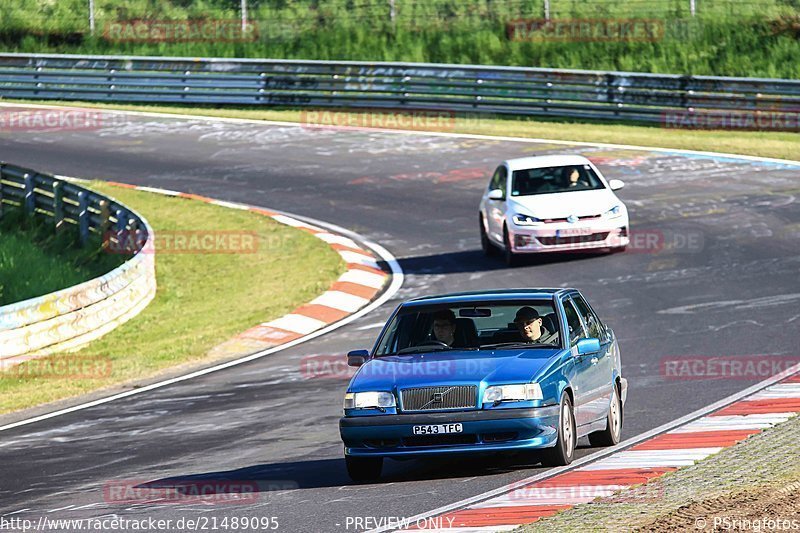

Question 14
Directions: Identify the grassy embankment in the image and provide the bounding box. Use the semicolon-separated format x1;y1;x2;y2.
0;182;344;413
1;0;799;77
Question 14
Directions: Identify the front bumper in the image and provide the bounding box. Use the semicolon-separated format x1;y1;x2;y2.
340;405;560;457
509;221;629;253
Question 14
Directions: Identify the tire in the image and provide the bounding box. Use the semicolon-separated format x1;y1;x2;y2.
345;455;383;482
480;215;496;256
540;393;576;467
589;384;623;447
503;226;519;267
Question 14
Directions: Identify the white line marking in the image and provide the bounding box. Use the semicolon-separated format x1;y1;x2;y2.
0;210;403;433
135;186;181;196
314;233;361;249
310;291;370;313
270;214;322;232
208;199;249;210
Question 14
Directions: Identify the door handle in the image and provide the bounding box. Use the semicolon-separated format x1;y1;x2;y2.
590;357;599;365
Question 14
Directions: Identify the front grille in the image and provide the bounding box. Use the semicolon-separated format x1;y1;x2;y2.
400;385;477;411
402;434;478;447
537;232;609;246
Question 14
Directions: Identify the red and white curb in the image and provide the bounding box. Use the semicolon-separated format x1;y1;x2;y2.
102;181;390;357
371;369;800;533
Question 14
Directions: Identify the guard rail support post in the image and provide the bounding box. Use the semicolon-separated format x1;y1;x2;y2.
53;180;64;232
98;199;110;235
23;172;35;215
0;162;4;219
78;190;89;245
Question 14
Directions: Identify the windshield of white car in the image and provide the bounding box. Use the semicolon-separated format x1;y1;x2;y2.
373;301;561;357
511;164;605;197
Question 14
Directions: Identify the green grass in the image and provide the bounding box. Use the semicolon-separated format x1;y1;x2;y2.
8;99;799;161
0;209;126;305
1;0;799;77
0;182;345;413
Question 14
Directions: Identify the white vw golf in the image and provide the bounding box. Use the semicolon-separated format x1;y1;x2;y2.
479;155;629;265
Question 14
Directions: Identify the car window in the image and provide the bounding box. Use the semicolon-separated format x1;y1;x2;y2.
489;166;507;196
511;164;604;197
573;295;603;339
563;299;585;346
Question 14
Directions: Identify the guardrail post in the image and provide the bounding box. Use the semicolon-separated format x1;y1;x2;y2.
78;191;89;246
53;180;64;232
23;173;35;216
0;162;4;219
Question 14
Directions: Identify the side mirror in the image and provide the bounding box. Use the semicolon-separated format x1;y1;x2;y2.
487;189;505;201
608;179;625;191
576;338;600;356
347;349;369;367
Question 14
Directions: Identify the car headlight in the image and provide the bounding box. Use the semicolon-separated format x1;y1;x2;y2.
343;391;396;410
512;213;543;226
483;383;543;403
603;205;623;219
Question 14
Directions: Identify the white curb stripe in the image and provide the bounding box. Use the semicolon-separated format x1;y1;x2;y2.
314;233;361;249
311;291;370;313
340;250;380;268
270;214;322;231
748;384;800;399
337;269;387;288
208;199;249;210
135;186;181;196
263;314;328;335
669;413;797;433
578;448;724;470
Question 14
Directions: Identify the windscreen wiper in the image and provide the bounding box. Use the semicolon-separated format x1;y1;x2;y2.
479;342;554;350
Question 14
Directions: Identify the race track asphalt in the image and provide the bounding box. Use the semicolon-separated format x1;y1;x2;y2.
1;109;798;532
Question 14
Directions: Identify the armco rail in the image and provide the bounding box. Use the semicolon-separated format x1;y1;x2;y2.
0;163;156;363
0;53;799;124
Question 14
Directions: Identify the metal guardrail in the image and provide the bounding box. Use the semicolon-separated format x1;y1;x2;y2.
0;163;156;361
0;53;799;124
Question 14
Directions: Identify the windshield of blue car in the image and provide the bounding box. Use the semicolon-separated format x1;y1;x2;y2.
511;164;605;197
373;301;561;356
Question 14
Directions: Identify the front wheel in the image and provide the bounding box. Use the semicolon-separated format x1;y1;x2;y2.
589;385;622;447
345;455;383;482
540;393;576;467
480;215;497;256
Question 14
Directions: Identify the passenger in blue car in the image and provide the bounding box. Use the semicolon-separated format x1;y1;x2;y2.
514;307;558;345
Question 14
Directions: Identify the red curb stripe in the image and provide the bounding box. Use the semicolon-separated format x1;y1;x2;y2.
178;192;213;202
330;243;374;256
249;207;277;217
712;398;800;416
419;505;571;528
783;374;800;383
237;325;303;344
536;467;677;487
347;263;387;276
630;430;760;450
293;304;350;324
330;281;381;300
106;181;138;189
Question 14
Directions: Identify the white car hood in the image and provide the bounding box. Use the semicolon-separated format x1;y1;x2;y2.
509;189;619;218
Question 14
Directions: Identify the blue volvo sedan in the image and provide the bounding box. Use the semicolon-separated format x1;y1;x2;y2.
339;289;628;481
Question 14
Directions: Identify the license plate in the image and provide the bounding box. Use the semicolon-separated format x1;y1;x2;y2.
412;423;463;435
556;228;593;237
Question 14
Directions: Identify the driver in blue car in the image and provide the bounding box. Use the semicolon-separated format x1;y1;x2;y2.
514;306;558;344
431;309;457;346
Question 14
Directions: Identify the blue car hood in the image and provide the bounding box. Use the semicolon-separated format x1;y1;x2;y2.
350;348;564;391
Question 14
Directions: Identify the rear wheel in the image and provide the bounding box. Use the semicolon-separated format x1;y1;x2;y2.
540;393;576;466
345;455;383;482
503;226;519;267
589;385;622;447
480;215;497;256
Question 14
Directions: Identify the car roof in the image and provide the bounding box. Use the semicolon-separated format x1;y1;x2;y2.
404;288;577;307
504;155;592;172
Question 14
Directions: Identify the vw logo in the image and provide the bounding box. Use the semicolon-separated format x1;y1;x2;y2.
566;214;579;224
432;392;444;403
